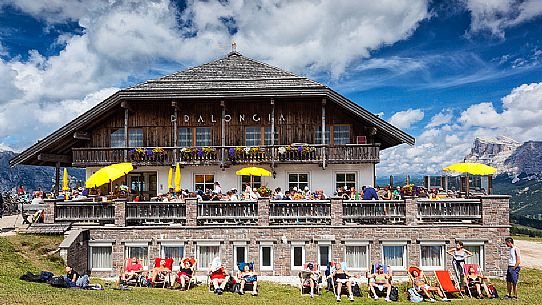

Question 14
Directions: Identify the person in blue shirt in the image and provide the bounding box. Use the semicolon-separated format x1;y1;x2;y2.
362;186;379;200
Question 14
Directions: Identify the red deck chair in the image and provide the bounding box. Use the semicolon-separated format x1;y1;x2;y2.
434;270;463;299
298;263;321;296
150;258;174;288
177;257;198;290
463;264;494;298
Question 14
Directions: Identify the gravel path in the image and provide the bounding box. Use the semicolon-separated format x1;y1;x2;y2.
515;239;542;269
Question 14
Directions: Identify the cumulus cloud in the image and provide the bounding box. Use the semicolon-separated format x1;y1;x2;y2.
388;108;425;129
465;0;542;37
377;82;542;175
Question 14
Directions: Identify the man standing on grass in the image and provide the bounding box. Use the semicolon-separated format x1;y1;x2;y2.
505;237;521;300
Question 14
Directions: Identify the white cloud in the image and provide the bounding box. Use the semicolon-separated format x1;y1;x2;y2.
388;108;425;129
465;0;542;37
377;82;542;176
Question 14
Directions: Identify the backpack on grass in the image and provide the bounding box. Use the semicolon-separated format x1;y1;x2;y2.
49;276;69;288
408;288;423;303
389;286;399;301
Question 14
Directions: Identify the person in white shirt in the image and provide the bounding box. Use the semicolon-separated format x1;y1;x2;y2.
505;237;521;300
214;182;222;194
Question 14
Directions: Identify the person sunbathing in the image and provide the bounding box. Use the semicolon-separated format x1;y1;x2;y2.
367;264;392;302
466;266;491;298
411;269;448;302
299;262;320;298
237;264;258;296
150;259;171;286
119;257;143;285
176;259;195;290
329;263;355;302
209;258;230;295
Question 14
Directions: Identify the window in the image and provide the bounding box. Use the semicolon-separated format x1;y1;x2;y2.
129;129;143;147
90;246;112;271
383;245;406;270
336;173;356;190
264;127;279;145
345;245;368;270
161;245;185;270
291;245;305;270
288;173;309;191
315;126;331;144
195;174;214;192
318;245;331;268
333;125;350;144
241;175;261;190
260;246;273;271
234;246;247;268
178;128;193;147
465;244;484;270
110;129;124;148
245;127;261;146
125;245;149;269
198;245;220;269
420;245;444;270
195;127;211;146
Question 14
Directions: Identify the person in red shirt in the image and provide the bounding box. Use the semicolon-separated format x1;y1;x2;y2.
209;258;230;295
119;257;144;284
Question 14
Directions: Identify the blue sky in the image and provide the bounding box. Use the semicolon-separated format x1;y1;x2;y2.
0;0;541;175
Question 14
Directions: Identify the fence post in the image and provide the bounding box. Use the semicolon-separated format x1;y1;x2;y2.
186;198;198;226
330;197;342;226
258;198;270;226
114;201;126;227
404;197;417;225
43;200;56;224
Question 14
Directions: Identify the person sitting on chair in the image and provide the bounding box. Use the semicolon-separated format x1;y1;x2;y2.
119;257;143;285
150;259;171;286
411;269;448;302
176;259;195;290
237;263;258;296
300;262;320;298
209;258;230;295
367;264;392;302
466;266;491;298
329;262;355;302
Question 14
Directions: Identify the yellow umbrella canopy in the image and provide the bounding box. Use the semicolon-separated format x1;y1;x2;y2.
235;167;272;177
174;163;181;192
443;162;497;175
62;168;69;191
85;163;134;188
168;167;173;190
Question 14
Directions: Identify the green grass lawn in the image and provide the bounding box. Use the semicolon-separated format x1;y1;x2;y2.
1;234;541;305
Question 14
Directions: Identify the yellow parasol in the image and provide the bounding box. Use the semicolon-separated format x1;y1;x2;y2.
443;162;497;175
62;168;69;191
235;167;272;188
174;163;181;193
85;163;134;188
168;167;173;190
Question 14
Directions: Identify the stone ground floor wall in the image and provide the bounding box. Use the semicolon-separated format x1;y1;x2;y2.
77;225;509;279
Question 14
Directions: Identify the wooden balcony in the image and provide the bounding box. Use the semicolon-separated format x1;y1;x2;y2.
125;202;186;226
54;202;115;225
269;200;331;225
71;144;379;167
197;200;258;226
417;199;482;224
343;200;406;225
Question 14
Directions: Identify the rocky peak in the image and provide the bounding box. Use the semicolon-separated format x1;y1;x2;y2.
465;136;520;172
504;141;542;175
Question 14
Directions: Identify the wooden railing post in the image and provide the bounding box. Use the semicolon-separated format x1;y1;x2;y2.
115;201;126;227
185;198;198;226
330;197;342;226
405;197;417;226
43;200;56;224
258;198;270;226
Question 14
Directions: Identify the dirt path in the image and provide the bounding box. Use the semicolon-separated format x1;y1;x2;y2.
515;239;542;269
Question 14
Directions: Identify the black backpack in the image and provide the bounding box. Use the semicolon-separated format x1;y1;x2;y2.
352;283;362;297
49;276;69;288
389;286;399;301
20;272;44;283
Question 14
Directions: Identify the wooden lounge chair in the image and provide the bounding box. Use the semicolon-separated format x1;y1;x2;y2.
367;263;392;298
176;257;198;290
434;270;463;299
407;266;431;300
149;257;174;288
298;263;321;296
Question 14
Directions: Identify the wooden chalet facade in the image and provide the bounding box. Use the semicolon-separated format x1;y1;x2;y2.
11;52;510;281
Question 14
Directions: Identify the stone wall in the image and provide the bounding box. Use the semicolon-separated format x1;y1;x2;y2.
59;229;89;275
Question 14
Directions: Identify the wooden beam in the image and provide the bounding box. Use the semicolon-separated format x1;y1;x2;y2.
173;100;178;162
120;100;135;112
171;100;181;110
54;162;60;197
321;98;326;170
73;131;90;140
124;107;129;161
270;98;275;171
220;100;225;170
38;153;72;164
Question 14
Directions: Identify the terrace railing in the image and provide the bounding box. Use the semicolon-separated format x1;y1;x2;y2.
343;200;406;225
125;202;186;226
269;200;331;225
417;199;482;223
197;200;258;226
54;202;115;225
72;147;175;166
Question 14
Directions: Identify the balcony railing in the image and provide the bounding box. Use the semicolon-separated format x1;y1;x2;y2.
197;201;258;226
343;200;406;225
126;202;186;226
54;202;115;225
72;144;379;167
417;199;482;223
269;200;331;225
